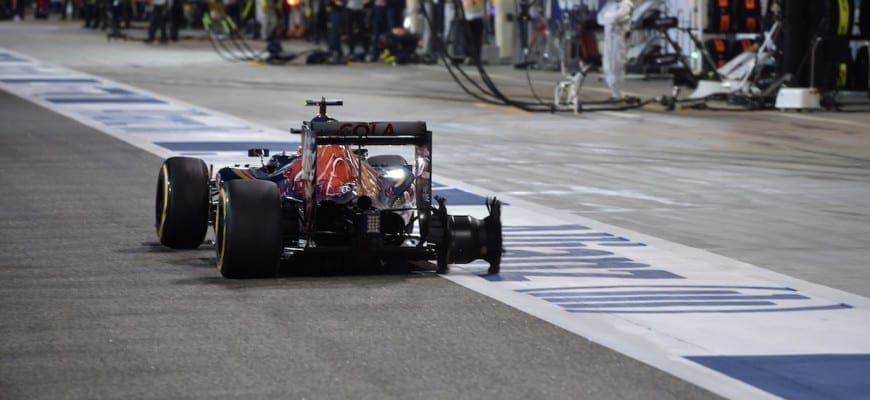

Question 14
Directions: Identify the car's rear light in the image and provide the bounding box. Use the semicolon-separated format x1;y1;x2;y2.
366;213;380;234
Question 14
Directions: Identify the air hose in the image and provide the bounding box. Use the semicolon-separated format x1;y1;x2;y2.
420;0;651;113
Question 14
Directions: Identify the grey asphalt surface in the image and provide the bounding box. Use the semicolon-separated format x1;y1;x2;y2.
2;18;870;400
0;91;719;398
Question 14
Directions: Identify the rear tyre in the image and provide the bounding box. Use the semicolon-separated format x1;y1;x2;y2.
216;180;282;278
156;157;209;249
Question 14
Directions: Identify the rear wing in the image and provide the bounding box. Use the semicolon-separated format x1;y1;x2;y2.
296;120;433;239
308;121;429;146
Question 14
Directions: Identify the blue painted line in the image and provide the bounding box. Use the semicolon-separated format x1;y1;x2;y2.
431;188;490;206
0;78;101;84
46;97;166;104
87;108;210;116
500;257;651;269
504;224;591;231
506;238;631;243
132;127;257;133
687;354;870;400
562;301;777;309
502;255;626;264
499;263;644;269
102;87;138;95
504;242;592;248
505;234;615;239
566;304;853;314
550;294;809;303
530;290;742;297
503;229;645;247
156;141;300;152
485;270;685;281
0;66;48;76
512;238;628;243
0;53;27;62
504;238;645;247
517;285;797;293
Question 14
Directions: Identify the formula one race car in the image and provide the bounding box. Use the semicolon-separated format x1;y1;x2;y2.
155;98;502;278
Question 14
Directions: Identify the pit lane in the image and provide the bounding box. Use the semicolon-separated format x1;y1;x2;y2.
0;89;717;399
2;20;870;400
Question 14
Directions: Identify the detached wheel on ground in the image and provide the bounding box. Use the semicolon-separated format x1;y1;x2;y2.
216;180;282;278
155;156;210;249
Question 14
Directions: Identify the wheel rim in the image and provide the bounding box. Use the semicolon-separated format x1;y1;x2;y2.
215;187;228;273
156;164;170;241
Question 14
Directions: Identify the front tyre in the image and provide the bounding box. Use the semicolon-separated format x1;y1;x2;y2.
156;157;209;249
216;180;282;278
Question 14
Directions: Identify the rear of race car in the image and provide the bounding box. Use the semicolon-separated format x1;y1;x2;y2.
155;99;502;278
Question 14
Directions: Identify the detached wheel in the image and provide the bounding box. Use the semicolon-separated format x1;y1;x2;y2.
156;157;209;249
215;180;282;278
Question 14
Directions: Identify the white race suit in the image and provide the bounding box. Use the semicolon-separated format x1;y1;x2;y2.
597;0;633;99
